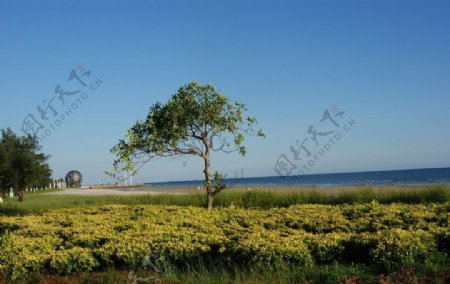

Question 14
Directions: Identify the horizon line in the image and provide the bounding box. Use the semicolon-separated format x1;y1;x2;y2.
143;166;450;185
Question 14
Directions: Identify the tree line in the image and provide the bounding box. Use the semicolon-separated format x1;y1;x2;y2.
0;128;52;197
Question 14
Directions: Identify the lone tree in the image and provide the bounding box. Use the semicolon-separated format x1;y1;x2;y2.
109;82;264;209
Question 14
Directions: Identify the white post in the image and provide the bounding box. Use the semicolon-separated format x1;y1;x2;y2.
130;174;133;185
9;187;14;198
124;171;128;185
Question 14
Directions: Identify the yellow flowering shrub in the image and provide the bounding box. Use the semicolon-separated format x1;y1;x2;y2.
0;203;448;280
304;232;349;264
0;234;61;280
50;246;98;275
369;229;435;271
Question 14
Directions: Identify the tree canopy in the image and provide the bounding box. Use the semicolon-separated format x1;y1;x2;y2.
0;128;52;196
110;82;264;209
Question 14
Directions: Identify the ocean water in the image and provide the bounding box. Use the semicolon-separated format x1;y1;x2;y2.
145;167;450;188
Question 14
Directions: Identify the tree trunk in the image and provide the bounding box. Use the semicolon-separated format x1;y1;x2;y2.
203;149;214;210
207;192;214;210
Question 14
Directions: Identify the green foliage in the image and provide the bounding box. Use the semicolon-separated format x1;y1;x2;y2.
110;82;263;173
0;264;378;284
0;128;52;194
0;203;448;280
370;229;435;271
1;185;449;216
108;82;264;208
304;233;348;263
50;247;99;275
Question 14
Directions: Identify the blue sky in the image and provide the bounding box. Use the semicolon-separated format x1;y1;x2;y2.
1;0;449;185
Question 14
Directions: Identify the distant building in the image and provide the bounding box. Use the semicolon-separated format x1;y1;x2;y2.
65;170;83;188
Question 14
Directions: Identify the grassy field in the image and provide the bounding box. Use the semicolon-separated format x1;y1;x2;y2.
1;185;449;215
0;185;449;283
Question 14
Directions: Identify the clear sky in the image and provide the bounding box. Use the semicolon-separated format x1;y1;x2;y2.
1;0;449;185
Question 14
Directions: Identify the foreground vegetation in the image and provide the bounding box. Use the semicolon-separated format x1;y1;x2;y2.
0;200;449;282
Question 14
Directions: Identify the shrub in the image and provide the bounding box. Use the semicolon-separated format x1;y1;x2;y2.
0;203;448;280
369;229;435;271
304;233;349;264
50;247;98;275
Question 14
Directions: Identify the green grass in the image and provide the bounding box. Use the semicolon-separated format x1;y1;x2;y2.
214;185;450;208
13;263;450;284
0;184;448;216
137;264;378;284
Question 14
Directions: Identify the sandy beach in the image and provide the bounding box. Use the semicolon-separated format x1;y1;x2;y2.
46;187;189;196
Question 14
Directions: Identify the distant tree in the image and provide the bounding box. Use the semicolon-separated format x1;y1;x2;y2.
109;82;264;209
0;128;52;196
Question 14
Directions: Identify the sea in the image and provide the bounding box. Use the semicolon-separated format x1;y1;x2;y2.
145;167;450;188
